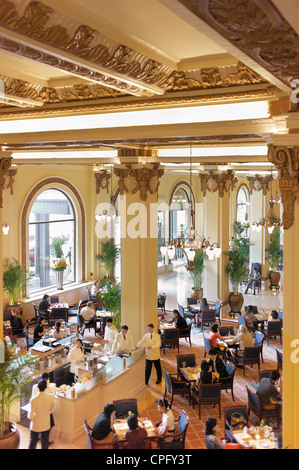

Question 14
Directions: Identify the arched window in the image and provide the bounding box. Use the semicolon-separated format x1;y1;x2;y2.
237;185;250;236
170;186;193;241
28;188;75;293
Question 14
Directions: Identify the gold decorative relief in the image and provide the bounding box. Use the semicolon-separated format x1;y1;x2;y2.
114;163;164;202
95;170;111;195
5;167;17;195
247;175;273;195
0;156;12;207
199;170;238;198
268;145;299;230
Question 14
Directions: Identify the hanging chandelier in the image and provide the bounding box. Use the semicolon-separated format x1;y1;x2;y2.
160;147;221;266
95;166;118;222
252;169;282;235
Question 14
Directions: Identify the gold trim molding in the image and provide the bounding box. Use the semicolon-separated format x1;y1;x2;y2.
95;170;111;195
199;170;238;198
247;174;273;195
114;163;164;202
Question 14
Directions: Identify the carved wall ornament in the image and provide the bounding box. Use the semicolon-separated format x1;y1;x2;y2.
247;174;273;195
199;170;238;198
114;163;164;202
5;167;17;195
178;0;299;88
0;156;12;207
268;145;299;230
95;170;111;195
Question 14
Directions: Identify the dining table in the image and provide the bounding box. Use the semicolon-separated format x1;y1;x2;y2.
113;417;156;441
179;365;220;384
231;426;280;449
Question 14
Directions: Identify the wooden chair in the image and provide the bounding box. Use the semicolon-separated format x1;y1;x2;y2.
67;300;82;321
157;410;189;449
203;334;212;358
163;367;191;408
50;296;59;304
276;348;282;371
112;398;138;419
178;321;192;347
177;353;196;374
158;293;167;315
246;386;281;428
23;325;34;350
178;303;194;323
237;314;246;327
234;347;260;376
83;419;115;449
214;301;222;325
192;383;221;420
32;302;39;324
199;309;217;332
219;326;235;337
224;405;248;443
265;320;282;345
162;328;180;355
49;307;67;326
219;361;236;401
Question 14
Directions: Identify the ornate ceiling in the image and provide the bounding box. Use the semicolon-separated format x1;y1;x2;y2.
0;0;297;163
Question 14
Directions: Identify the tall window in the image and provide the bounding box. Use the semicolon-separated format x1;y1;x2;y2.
29;189;75;293
170;187;192;240
237;186;250;237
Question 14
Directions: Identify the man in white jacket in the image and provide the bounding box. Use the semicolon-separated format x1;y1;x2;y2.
134;323;162;386
28;378;56;449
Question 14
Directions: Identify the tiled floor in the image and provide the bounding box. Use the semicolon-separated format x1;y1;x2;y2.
16;268;283;449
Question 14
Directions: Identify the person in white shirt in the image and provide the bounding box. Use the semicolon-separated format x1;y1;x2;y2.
134;323;162;385
81;301;96;332
91;280;99;296
103;317;118;353
52;320;64;340
31;372;55;445
68;338;85;384
155;398;175;439
111;325;134;356
28;378;56;449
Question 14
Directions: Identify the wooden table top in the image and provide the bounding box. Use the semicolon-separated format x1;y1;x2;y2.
231;427;279;449
113;418;155;440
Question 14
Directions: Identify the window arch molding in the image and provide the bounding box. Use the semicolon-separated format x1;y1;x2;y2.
21;177;86;295
236;183;250;229
168;180;196;242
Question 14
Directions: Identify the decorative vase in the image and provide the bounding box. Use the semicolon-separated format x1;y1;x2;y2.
228;292;244;316
191;287;203;301
56;270;64;290
269;271;280;290
0;421;20;449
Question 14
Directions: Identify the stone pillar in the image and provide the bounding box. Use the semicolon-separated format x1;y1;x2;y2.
268;142;299;448
0;155;12;341
114;157;164;344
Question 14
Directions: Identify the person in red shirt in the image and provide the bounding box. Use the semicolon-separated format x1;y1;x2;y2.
208;323;232;357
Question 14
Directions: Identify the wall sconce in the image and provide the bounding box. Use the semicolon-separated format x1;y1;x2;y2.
2;223;9;235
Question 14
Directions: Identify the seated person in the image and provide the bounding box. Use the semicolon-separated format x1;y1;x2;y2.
196;360;215;386
111;325;134;356
125;413;148;449
80;301;96;330
244;267;261;295
207;349;228;380
199;297;209;313
172;309;187;331
155;398;175;439
38;294;51;314
92;403;116;445
11;309;23;335
262;309;281;333
90;280;99;296
52;321;64;340
244;305;259;329
205;417;226;449
230;325;254;361
208;323;232;357
257;370;282;409
33;316;48;344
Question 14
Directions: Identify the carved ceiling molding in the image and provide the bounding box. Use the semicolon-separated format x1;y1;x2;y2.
247;174;273;195
268;144;299;230
94;170;111;195
178;0;299;88
199;170;238;197
0;85;278;117
114;163;164;202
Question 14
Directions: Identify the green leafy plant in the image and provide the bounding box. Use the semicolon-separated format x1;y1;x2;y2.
52;238;65;258
0;343;35;436
223;222;251;294
3;258;28;306
96;239;120;279
188;248;207;290
266;228;283;272
101;281;121;328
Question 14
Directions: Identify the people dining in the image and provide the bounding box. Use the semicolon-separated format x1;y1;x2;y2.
257;369;282;409
91;280;99;296
38;294;51;315
125;413;148;449
33;316;48;344
244;305;259;329
80;301;97;330
52;321;64;340
155;398;175;439
230;324;254;351
199;297;209;313
207;349;228;379
205;417;226;449
11;308;23;335
172;309;188;331
208;323;232;357
91;402;116;445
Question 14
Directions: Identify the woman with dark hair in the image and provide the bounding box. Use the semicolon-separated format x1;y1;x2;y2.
199;297;209;313
11;309;24;335
205;417;226;449
198;360;213;385
155;398;175;438
53;320;63;339
38;294;50;314
244;305;258;329
33;316;47;343
92;403;116;446
125;413;148;449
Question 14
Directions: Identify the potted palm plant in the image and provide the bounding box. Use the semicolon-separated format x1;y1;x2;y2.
3;258;28;315
224;222;251;316
100;281;121;328
51;238;67;290
188;248;207;300
96;239;120;284
266;228;283;289
0;342;35;449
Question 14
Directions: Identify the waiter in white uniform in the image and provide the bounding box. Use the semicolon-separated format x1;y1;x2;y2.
134;323;162;386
